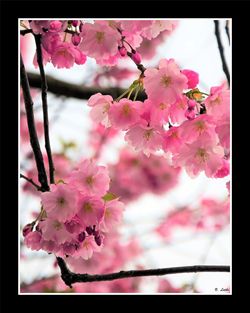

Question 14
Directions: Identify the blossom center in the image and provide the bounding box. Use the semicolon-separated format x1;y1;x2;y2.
57;197;66;207
195;120;206;133
96;32;105;43
196;148;208;163
102;103;110;114
53;220;62;230
161;75;172;88
83;202;93;213
122;104;131;116
210;96;221;106
144;129;153;141
85;176;94;186
159;103;168;110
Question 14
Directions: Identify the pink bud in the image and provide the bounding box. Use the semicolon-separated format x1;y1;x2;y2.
185;108;196;120
94;235;102;246
188;100;197;109
131;51;141;64
71;34;81;46
22;223;33;237
72;20;79;27
182;69;199;89
118;46;127;57
49;21;62;32
78;232;86;242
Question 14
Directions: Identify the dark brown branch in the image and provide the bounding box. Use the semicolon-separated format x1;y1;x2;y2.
56;257;230;288
214;20;230;86
34;34;55;184
225;20;230;44
20;173;42;191
27;72;147;101
20;55;49;191
20;29;33;36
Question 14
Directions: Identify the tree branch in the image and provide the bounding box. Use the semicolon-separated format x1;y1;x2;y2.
34;34;55;184
56;257;230;288
27;72;147;101
214;20;230;86
20;173;42;191
20;55;49;191
225;20;230;44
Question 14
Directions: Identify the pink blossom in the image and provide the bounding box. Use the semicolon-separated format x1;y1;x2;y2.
41;32;61;54
87;93;113;127
49;20;63;32
141;99;171;127
169;95;188;124
182;69;199;89
125;122;164;157
131;51;142;64
24;231;42;251
64;215;84;234
215;121;230;150
205;83;230;120
69;160;110;196
163;126;183;154
178;114;217;143
141;20;178;40
120;20;153;34
41;184;78;223
214;159;230;178
172;134;224;177
41;240;59;253
109;99;142;130
51;42;86;68
74;236;99;260
76;195;105;227
144;59;188;105
100;199;124;232
79;22;120;64
39;218;73;244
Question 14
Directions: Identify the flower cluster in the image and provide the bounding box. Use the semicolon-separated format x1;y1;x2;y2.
156;197;230;240
87;57;230;179
24;20;177;68
23;160;124;260
109;148;180;202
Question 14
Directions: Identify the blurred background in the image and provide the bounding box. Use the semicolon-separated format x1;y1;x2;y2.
19;19;231;294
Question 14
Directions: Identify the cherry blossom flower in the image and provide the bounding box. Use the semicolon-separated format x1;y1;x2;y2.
100;199;125;232
205;83;230;120
39;218;73;244
125;121;164;157
79;22;120;64
68;159;110;196
172;134;224;177
87;93;113;127
24;231;42;251
144;58;188;105
74;236;100;260
41;184;78;223
76;195;105;227
109;99;142;130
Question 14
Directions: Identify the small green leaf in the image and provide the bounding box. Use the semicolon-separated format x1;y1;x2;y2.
102;192;118;201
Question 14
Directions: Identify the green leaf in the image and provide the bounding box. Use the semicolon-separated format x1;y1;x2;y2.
102;192;118;201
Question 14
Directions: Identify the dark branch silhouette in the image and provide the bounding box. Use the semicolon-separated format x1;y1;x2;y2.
56;257;230;288
20;54;49;191
214;20;230;86
27;72;147;101
225;20;230;44
34;34;55;184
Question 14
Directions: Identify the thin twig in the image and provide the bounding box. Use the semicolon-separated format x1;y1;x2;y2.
214;20;230;86
225;20;230;44
56;257;230;288
20;54;49;191
34;34;55;184
20;173;42;191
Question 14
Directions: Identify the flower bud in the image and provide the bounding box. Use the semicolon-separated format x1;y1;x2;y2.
185;108;196;120
72;20;79;27
71;34;81;46
86;226;93;235
131;51;141;64
94;235;102;246
118;46;127;57
78;232;86;242
22;223;33;237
